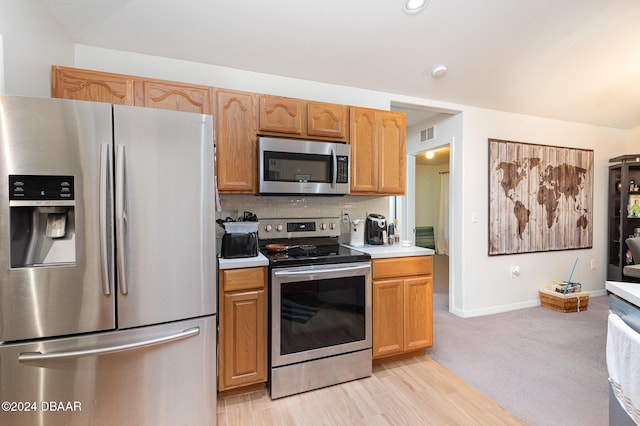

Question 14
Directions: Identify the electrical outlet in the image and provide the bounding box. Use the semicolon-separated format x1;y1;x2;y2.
510;265;520;278
342;211;350;224
590;259;596;270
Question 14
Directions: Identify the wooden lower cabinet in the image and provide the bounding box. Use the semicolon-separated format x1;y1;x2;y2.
218;267;267;392
372;256;433;360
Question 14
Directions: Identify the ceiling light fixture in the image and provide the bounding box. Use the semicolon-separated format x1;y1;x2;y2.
431;65;448;79
425;150;435;159
403;0;430;15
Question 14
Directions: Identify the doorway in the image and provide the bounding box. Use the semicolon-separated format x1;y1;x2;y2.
390;101;459;313
415;146;450;311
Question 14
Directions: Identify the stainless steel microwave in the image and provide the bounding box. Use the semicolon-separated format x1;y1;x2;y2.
258;136;350;195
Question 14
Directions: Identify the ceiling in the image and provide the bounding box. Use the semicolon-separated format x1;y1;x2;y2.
39;0;640;129
415;146;450;166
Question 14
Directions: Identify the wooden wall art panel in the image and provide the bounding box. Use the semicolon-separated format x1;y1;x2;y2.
488;139;594;255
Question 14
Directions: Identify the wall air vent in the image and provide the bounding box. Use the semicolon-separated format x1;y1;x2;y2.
420;126;435;143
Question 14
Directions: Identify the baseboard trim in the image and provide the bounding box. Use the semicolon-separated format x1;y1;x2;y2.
450;289;608;318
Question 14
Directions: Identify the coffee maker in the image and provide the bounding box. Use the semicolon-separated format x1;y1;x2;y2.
365;213;387;245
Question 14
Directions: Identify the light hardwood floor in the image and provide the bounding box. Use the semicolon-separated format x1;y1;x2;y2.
217;354;525;425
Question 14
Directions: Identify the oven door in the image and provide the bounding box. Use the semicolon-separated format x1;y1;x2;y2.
271;262;371;367
258;137;350;195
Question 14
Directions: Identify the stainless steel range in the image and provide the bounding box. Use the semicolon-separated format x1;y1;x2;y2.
259;217;372;399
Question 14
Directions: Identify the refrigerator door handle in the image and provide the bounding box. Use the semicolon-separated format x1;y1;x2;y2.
115;144;128;295
18;327;200;362
99;143;112;295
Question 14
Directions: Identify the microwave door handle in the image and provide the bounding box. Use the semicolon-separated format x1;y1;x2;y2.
99;144;112;295
115;144;128;295
331;147;337;189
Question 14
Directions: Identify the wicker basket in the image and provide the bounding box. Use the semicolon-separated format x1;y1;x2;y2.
539;286;589;313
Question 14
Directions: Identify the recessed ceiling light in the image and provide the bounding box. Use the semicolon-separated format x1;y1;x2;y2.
404;0;430;15
425;150;435;159
431;65;448;79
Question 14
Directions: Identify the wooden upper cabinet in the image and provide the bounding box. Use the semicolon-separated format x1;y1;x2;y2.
139;80;212;114
350;107;379;193
350;107;406;195
52;66;138;105
258;95;348;141
51;66;213;114
215;89;257;193
307;101;348;140
259;95;303;135
378;111;406;195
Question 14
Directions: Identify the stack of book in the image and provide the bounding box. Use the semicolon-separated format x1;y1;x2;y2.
551;280;582;294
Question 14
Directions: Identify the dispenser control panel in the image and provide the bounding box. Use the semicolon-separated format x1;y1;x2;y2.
9;175;75;201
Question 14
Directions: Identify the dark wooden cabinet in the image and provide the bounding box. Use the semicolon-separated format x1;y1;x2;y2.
608;155;640;280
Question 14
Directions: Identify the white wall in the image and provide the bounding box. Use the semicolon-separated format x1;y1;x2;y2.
455;107;626;316
1;1;631;316
0;0;73;96
415;164;448;230
74;45;629;317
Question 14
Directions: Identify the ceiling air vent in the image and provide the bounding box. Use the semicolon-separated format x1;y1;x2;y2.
420;126;435;142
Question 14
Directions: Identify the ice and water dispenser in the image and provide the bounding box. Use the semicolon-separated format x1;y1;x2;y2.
9;175;76;267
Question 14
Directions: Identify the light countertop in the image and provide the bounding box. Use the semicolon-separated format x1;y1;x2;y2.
606;280;640;307
218;253;269;270
342;244;435;259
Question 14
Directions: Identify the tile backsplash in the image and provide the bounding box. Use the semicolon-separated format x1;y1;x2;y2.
217;194;391;242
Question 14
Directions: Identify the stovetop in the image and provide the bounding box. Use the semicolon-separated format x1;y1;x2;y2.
257;217;370;267
260;237;370;267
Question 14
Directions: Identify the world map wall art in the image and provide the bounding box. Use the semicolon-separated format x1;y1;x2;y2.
488;139;594;256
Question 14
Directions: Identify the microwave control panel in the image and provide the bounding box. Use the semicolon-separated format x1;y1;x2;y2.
336;156;349;184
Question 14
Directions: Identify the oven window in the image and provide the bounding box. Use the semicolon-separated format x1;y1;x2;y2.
280;276;366;355
264;151;331;183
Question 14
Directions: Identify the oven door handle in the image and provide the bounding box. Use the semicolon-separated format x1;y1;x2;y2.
273;264;369;277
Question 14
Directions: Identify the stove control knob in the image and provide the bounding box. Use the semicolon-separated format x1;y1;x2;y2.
329;222;336;230
320;223;327;230
265;224;272;232
276;224;284;232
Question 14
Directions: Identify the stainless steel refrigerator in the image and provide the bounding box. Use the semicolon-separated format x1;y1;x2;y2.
0;95;217;425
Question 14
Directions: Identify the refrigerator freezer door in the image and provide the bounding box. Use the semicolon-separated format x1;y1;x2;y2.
0;96;115;342
113;106;216;328
0;315;216;426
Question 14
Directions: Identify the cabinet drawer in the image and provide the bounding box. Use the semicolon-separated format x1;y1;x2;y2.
222;267;266;292
372;256;432;279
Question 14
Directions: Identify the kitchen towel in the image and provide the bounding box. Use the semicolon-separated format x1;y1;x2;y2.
607;312;640;424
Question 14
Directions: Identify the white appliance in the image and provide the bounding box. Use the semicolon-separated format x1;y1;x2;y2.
350;219;365;247
0;95;217;425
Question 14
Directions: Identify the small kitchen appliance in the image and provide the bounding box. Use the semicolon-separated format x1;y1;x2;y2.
221;221;259;258
365;213;387;245
258;136;351;196
350;218;365;247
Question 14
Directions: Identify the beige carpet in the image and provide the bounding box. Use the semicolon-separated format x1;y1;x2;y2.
426;254;609;426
